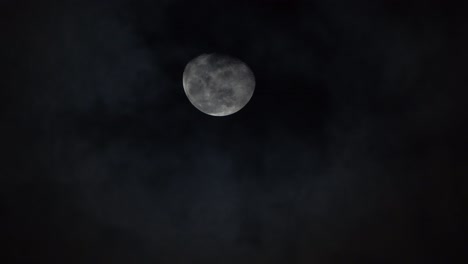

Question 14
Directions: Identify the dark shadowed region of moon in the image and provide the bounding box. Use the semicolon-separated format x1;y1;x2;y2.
183;53;255;116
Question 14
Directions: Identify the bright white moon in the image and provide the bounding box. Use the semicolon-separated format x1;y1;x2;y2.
183;53;255;116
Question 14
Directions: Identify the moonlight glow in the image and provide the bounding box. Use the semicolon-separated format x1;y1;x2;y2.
183;53;255;116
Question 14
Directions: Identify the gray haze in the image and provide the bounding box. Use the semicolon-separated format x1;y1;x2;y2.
0;0;466;263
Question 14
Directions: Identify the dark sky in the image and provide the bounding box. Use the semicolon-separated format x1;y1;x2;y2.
1;0;467;263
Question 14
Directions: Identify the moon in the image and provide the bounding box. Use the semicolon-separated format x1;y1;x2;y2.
183;53;255;116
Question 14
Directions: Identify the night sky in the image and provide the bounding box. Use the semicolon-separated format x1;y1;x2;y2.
1;0;467;263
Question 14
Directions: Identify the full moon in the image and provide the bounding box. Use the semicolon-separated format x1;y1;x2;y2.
182;53;255;116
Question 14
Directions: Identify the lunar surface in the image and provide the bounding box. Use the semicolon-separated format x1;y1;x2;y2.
183;53;255;116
